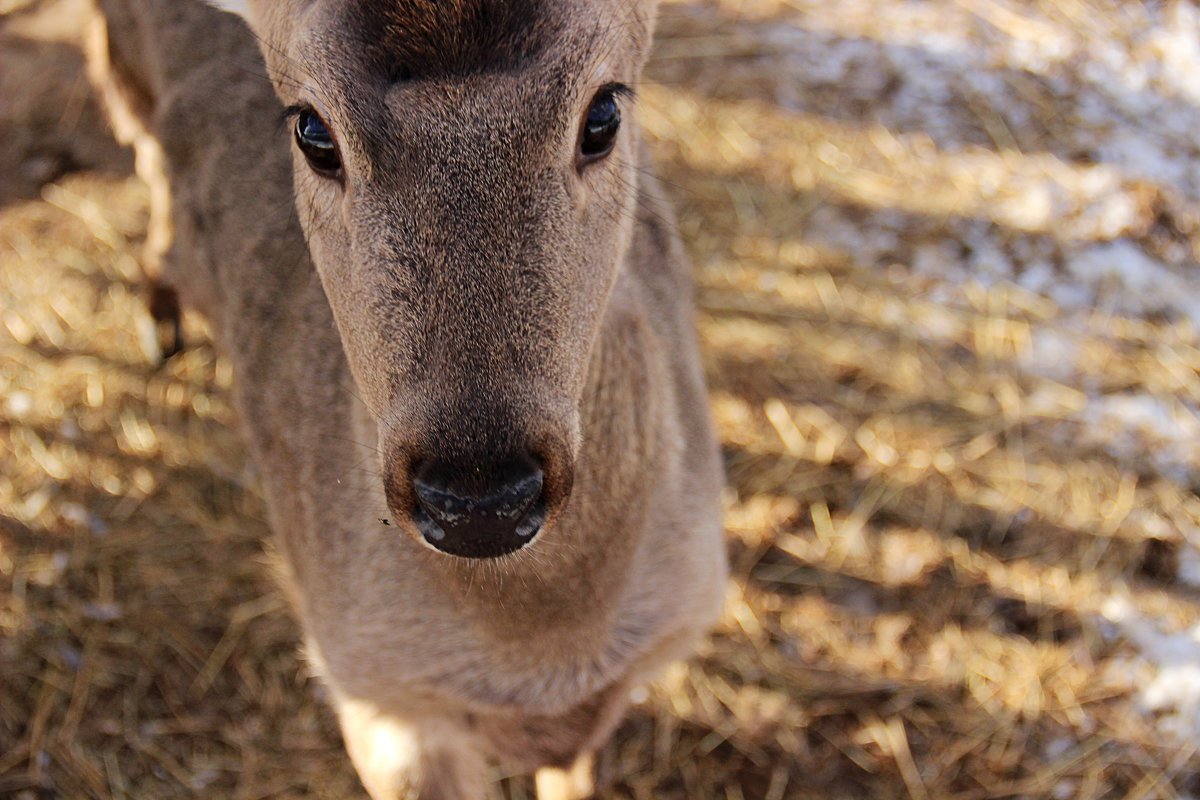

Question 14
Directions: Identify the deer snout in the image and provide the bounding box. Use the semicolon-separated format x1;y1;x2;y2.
409;454;550;558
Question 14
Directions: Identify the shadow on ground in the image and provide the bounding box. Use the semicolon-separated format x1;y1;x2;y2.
3;1;1200;798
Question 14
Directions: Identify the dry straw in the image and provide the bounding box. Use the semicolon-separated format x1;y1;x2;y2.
3;0;1200;797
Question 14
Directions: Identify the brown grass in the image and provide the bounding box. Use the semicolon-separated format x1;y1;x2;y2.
3;0;1200;797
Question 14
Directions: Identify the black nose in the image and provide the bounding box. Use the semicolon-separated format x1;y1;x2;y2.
411;454;546;558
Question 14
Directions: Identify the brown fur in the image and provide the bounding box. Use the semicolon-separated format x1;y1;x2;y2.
84;0;727;797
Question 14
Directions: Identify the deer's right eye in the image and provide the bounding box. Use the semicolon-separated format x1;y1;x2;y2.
294;109;342;177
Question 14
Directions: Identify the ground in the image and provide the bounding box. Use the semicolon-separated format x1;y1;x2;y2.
3;0;1200;797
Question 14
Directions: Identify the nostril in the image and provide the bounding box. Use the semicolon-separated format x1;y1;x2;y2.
412;460;542;521
409;455;547;557
489;467;543;519
412;477;473;525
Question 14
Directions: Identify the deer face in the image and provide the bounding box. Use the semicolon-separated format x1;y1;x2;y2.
214;0;658;558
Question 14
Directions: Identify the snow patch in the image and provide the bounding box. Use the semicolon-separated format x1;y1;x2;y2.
1177;543;1200;591
1101;596;1200;742
1079;393;1200;482
1018;327;1083;383
1066;241;1200;326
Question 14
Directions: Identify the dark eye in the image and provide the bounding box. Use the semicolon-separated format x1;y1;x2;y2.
294;108;341;176
579;89;621;165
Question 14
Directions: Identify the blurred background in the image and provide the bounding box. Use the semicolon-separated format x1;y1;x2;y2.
3;0;1200;796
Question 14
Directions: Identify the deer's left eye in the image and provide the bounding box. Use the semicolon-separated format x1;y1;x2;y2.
578;88;622;166
294;109;342;177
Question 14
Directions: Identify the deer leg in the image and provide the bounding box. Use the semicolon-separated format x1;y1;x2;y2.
84;7;182;362
336;698;486;800
535;753;595;800
131;132;183;361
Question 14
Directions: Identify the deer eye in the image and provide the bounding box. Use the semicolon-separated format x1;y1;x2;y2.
578;88;621;166
294;108;341;177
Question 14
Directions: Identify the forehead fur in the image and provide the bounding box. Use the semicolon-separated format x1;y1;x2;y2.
343;0;563;79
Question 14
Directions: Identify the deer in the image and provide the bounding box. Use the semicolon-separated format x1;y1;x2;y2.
83;0;728;796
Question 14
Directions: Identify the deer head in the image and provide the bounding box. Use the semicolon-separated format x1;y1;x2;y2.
207;0;660;559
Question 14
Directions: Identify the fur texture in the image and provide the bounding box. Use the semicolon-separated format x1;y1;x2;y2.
86;1;727;797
